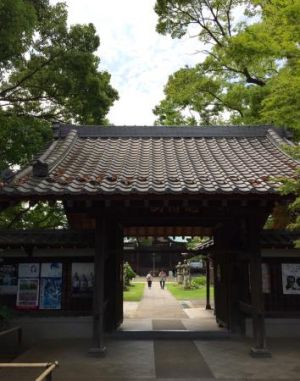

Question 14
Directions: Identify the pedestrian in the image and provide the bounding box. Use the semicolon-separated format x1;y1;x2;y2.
146;272;153;289
159;269;167;289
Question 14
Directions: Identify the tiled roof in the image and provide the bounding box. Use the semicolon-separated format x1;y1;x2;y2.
193;230;300;252
260;230;300;248
0;125;298;196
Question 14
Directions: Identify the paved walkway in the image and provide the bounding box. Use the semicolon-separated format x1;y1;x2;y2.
1;281;300;380
134;280;187;319
1;338;300;381
122;280;223;332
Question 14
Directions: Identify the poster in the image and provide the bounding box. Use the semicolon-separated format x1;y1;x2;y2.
16;278;39;309
282;263;300;294
0;264;18;294
262;263;271;294
41;263;62;278
72;263;94;297
39;278;62;309
18;263;40;278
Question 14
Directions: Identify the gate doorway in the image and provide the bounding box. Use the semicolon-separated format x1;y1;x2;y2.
121;234;222;335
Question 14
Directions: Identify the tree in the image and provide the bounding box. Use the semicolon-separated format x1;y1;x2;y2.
153;0;300;130
278;146;300;247
0;0;118;171
0;1;118;228
0;202;67;229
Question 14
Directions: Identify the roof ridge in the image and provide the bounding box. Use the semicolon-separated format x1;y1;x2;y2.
47;130;78;173
266;129;299;163
10;130;78;184
53;123;283;139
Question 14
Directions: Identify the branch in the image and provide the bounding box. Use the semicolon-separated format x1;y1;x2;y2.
0;53;59;98
172;1;224;47
203;89;244;117
203;0;227;38
243;68;266;86
226;0;233;36
204;51;267;86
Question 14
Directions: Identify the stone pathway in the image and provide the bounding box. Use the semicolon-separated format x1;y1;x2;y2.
2;281;300;380
122;280;224;333
134;281;187;319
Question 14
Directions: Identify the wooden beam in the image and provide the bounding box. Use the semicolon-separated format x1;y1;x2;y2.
89;216;106;356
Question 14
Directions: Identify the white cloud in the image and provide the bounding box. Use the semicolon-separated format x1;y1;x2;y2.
52;0;204;125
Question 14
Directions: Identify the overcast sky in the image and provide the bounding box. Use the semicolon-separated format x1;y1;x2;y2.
54;1;202;125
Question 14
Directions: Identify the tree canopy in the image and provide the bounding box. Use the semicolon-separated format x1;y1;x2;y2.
153;0;300;132
0;0;118;171
0;0;118;228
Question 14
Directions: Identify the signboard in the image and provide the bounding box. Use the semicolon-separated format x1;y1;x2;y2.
72;263;94;297
18;263;40;278
0;264;18;294
282;263;300;294
39;278;62;309
41;263;62;278
16;278;39;309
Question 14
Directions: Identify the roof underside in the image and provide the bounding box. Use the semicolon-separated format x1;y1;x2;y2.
1;125;298;197
0;229;298;249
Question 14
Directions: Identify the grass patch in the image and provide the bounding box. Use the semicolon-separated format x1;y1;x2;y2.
167;283;214;300
123;283;145;301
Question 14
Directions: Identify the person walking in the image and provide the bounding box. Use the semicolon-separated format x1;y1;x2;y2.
159;269;167;289
146;272;153;289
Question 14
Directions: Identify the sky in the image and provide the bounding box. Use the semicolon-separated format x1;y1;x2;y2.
53;1;202;125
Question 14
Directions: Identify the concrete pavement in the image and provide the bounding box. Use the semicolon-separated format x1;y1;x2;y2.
1;280;300;380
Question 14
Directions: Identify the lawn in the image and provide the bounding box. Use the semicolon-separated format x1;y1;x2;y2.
123;282;145;301
167;283;214;300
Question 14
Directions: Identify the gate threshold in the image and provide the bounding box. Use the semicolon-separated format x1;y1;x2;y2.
107;330;235;340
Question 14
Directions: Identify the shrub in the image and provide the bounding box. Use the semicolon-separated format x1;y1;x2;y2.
123;262;136;289
191;276;206;289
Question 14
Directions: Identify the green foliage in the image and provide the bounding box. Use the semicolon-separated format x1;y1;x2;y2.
0;0;118;171
0;114;51;171
0;0;118;229
123;262;136;289
191;276;206;289
279;146;300;247
154;0;300;129
137;237;154;247
186;236;209;250
0;201;67;229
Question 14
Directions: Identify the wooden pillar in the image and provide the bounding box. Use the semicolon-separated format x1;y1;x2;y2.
115;223;124;328
249;251;270;357
213;221;244;332
205;257;212;310
89;216;106;356
247;218;271;357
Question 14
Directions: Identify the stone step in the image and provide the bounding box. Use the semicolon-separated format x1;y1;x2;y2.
107;330;235;340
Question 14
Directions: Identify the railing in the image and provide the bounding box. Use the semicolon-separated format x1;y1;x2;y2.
0;361;59;381
0;326;22;344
